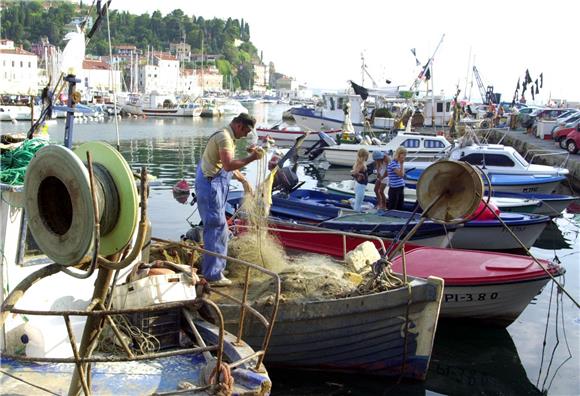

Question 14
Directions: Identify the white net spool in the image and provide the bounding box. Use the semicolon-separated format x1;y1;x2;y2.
416;160;484;222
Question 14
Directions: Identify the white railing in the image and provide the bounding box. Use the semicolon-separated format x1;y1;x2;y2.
523;149;570;169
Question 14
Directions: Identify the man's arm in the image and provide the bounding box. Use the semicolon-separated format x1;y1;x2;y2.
232;169;253;194
219;148;259;172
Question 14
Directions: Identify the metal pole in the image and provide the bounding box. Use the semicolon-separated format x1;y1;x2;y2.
63;74;80;149
67;266;115;396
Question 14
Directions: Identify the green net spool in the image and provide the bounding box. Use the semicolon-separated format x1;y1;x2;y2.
24;142;138;265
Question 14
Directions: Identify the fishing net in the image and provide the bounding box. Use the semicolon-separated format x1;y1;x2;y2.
0;138;49;185
226;155;363;301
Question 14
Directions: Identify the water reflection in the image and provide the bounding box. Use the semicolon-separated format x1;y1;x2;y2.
533;220;572;250
269;322;541;395
427;323;542;395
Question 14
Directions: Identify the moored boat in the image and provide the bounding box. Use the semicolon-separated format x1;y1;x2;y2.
403;140;570;194
0;141;278;395
325;179;543;214
256;121;341;147
226;189;456;248
258;222;563;326
231;188;550;250
212;220;444;380
492;191;580;217
317;131;452;166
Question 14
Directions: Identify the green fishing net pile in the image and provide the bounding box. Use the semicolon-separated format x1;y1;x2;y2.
0;138;48;185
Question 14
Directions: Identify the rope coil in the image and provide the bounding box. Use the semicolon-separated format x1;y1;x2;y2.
0;138;49;185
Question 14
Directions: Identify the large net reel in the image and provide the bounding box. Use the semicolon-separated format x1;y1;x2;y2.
416;160;484;222
24;142;138;266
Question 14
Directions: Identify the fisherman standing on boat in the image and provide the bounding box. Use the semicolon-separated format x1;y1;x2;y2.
195;113;262;286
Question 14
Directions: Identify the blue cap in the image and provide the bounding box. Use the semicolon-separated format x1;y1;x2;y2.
372;151;385;160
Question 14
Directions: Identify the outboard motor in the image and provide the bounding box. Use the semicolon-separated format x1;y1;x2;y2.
304;131;337;161
273;165;303;194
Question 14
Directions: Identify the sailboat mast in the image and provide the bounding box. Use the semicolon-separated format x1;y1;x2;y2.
361;53;365;87
201;34;204;95
464;47;472;100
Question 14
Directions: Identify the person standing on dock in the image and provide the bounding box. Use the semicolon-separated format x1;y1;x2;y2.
351;148;370;211
195;113;262;286
387;147;407;210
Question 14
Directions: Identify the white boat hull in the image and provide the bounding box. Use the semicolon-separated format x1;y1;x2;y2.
406;178;564;195
487;181;564;194
324;145;446;166
442;279;550;325
256;128;341;146
325;180;541;213
293;113;367;133
450;221;548;250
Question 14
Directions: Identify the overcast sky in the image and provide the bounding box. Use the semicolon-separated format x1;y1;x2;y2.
111;0;580;103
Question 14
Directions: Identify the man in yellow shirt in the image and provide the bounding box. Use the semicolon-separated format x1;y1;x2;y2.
195;113;261;286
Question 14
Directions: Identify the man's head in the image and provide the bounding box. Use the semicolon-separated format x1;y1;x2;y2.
231;113;256;138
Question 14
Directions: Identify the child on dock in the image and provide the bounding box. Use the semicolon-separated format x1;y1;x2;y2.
351;148;370;211
372;150;389;210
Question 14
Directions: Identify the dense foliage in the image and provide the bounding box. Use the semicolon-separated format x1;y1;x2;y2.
1;1;260;89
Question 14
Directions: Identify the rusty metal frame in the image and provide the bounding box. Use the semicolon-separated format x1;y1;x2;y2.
151;236;282;371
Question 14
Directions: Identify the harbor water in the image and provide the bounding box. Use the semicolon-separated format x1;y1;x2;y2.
1;103;578;395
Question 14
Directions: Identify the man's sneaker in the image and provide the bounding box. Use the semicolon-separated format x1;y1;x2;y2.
209;274;232;287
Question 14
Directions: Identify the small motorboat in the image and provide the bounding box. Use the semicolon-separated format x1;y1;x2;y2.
403;140;570;194
226;189;456;248
260;221;563;327
325;180;543;214
316;131;452;166
229;188;550;250
256;121;341;148
406;168;567;194
492;191;580;217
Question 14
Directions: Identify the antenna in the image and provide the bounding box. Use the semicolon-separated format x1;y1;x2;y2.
360;52;378;88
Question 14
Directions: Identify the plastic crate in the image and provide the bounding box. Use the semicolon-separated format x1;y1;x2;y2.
127;308;182;350
111;273;196;309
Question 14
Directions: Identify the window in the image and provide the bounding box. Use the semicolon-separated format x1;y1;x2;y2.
460;153;515;167
436;103;443;112
402;139;420;148
20;61;23;67
28;62;31;68
424;140;445;148
446;102;451;112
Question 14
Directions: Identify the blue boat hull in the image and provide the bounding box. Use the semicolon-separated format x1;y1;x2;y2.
221;277;444;380
405;169;566;194
226;189;455;246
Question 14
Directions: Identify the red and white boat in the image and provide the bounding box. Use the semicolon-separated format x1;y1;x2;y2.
256;121;341;147
260;221;563;327
389;248;563;326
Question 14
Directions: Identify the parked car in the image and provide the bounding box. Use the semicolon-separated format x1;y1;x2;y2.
517;106;541;126
564;126;580;154
553;119;580;147
521;107;575;129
